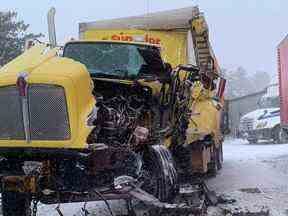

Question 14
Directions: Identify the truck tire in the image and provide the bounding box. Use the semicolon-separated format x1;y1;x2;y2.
142;145;178;202
208;150;218;177
247;139;257;144
216;146;223;170
2;191;31;216
273;126;287;144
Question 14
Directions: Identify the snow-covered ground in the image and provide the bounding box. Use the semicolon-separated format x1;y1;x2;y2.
208;138;288;192
3;138;288;216
37;200;127;216
207;138;288;216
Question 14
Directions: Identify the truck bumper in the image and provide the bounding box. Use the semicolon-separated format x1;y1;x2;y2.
246;128;273;141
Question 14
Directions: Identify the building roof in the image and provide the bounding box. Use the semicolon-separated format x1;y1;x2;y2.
228;90;266;102
278;33;288;48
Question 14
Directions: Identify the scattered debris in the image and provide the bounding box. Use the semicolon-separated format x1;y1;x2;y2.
217;194;237;204
222;206;270;216
239;188;262;194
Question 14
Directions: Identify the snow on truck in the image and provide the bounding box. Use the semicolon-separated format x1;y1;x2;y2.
239;84;281;144
0;6;225;215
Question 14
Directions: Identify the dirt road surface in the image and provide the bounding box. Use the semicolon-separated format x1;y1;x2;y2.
16;138;288;215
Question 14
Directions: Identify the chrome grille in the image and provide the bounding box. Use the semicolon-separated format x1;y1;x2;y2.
0;86;25;140
0;84;71;141
239;117;254;132
29;85;71;140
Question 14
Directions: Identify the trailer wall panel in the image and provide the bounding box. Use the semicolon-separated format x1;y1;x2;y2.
278;36;288;126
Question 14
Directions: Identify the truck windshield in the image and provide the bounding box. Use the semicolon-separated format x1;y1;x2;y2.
63;42;163;79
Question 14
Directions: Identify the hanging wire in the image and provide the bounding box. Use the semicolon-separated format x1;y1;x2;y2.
92;189;114;216
81;202;90;216
55;203;64;216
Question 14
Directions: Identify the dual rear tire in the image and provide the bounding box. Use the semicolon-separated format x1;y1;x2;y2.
208;146;223;177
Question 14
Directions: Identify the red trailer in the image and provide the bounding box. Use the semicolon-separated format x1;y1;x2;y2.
278;35;288;130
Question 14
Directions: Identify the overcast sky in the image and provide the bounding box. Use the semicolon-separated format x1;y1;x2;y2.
2;0;288;79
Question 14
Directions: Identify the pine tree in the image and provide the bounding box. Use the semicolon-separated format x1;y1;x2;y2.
0;11;43;66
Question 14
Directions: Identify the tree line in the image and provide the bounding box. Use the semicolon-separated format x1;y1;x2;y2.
222;67;271;99
0;11;42;66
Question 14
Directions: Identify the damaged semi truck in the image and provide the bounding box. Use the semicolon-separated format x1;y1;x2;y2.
0;6;225;215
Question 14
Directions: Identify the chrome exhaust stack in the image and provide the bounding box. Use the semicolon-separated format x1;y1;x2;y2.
47;7;57;47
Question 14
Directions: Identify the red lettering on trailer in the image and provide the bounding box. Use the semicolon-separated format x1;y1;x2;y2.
111;34;161;45
111;35;121;40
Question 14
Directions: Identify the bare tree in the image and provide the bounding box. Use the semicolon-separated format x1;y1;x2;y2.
223;67;271;99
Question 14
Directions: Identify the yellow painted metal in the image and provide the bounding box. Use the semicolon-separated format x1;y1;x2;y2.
0;45;95;149
190;14;221;76
82;29;188;67
185;82;222;146
0;44;58;75
191;16;207;35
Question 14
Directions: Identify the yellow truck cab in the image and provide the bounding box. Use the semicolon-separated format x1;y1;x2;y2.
0;6;225;216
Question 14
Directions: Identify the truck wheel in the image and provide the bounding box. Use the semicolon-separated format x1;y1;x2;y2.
142;145;178;202
247;139;257;144
273;126;287;144
216;146;223;170
2;191;31;216
208;150;218;177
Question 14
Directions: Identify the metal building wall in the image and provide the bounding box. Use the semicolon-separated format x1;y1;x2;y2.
227;90;266;136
